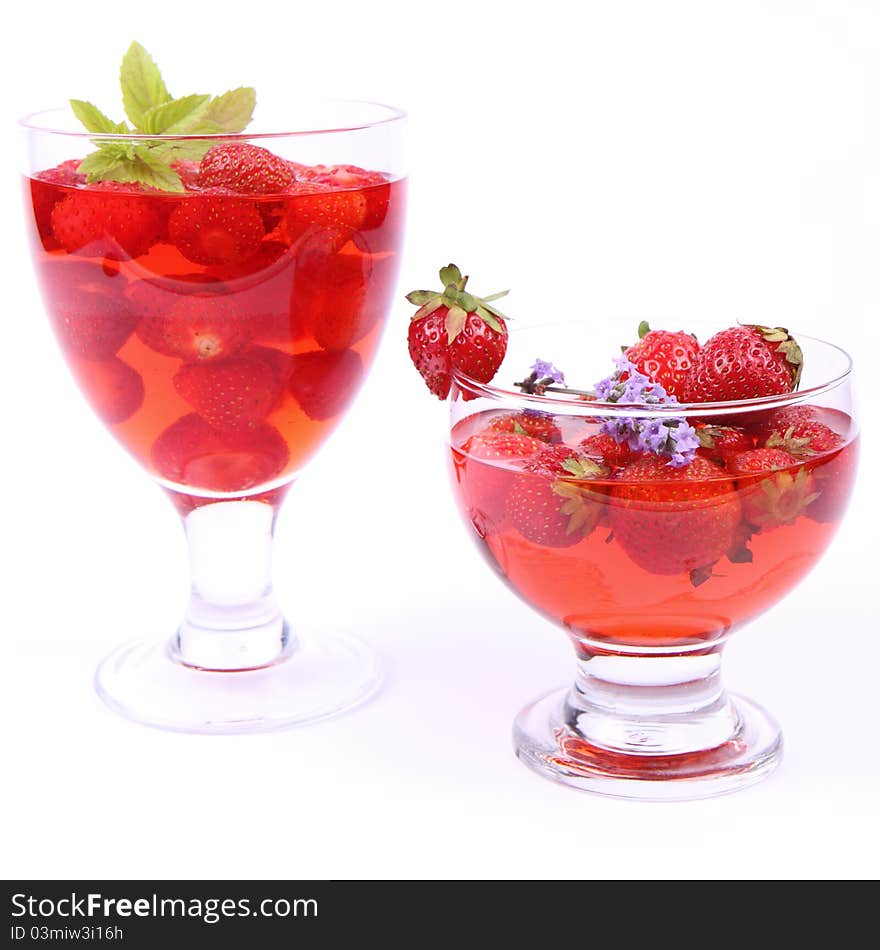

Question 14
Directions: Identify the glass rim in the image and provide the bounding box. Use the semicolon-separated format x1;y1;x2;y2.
18;99;408;140
451;325;854;417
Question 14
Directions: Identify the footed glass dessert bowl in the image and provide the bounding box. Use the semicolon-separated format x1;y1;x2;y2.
447;321;857;800
21;44;406;732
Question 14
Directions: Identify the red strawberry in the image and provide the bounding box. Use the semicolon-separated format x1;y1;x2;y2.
173;352;283;430
172;160;202;191
406;264;508;399
286;183;368;233
42;260;137;360
728;448;818;528
288;349;364;420
152;414;289;493
249;345;294;389
579;433;635;468
765;420;844;455
277;185;346;249
750;403;819;442
294;164;390;229
35;159;86;188
292;226;366;281
70;355;144;425
407;307;452;398
168;190;265;266
623;321;700;398
460;431;545;526
727;447;800;476
695;425;755;462
129;277;246;362
449;311;508;386
610;455;742;579
807;441;858;524
507;452;608;547
30;161;86;246
488;411;562;443
207;239;290;282
300;245;389;352
312;288;384;351
683;325;803;403
523;442;583;477
50;182;163;258
199;143;295;196
200;244;308;342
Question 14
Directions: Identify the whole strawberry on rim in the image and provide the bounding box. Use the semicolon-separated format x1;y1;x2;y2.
623;321;700;399
683;324;803;404
406;264;509;399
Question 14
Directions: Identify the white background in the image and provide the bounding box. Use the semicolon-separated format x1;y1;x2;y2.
1;0;878;880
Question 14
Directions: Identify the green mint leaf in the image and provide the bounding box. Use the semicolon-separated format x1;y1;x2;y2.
203;87;257;133
69;42;259;193
69;100;127;134
140;94;211;135
120;41;171;128
78;146;184;192
125;147;185;191
148;140;214;164
77;148;130;181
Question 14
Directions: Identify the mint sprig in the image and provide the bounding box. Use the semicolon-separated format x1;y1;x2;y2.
71;41;256;193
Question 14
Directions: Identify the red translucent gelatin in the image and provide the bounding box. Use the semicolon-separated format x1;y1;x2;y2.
26;167;405;499
450;408;858;649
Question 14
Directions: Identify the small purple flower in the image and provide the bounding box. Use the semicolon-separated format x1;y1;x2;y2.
530;359;565;385
593;358;698;467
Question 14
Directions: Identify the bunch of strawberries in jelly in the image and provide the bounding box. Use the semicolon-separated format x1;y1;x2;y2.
406;264;857;648
26;43;404;508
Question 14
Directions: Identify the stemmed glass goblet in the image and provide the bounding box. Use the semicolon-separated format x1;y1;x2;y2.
21;101;406;733
448;321;857;799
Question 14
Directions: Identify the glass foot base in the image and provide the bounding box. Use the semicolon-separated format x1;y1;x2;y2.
95;631;382;734
513;687;783;801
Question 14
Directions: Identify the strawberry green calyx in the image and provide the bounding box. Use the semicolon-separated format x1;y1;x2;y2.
551;456;609;537
406;263;509;344
690;566;716;587
747;467;820;527
617;320;653;353
765;426;819;457
696;428;718;449
70;41;257;193
696;426;744;450
560;457;608;479
751;325;804;388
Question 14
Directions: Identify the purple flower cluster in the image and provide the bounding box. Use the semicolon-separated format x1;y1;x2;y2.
530;359;565;385
594;358;699;467
595;357;668;404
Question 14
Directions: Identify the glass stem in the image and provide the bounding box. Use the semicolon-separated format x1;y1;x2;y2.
565;647;739;755
173;499;291;671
